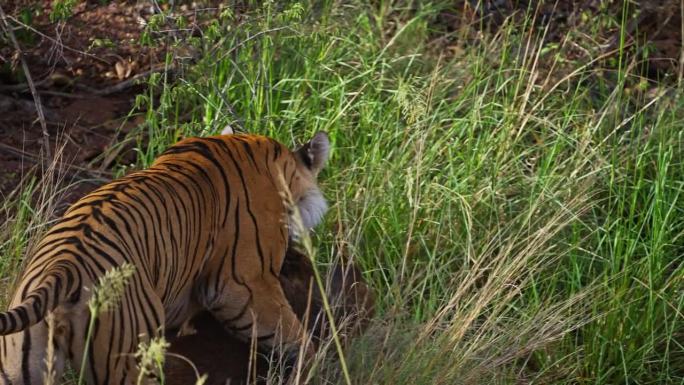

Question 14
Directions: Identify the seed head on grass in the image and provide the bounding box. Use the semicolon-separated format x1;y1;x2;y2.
396;78;427;126
135;337;170;385
43;313;57;385
276;172;352;385
78;263;137;385
88;263;136;314
194;374;207;385
282;3;304;22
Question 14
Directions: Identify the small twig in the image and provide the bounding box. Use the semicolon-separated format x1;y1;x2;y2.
0;5;51;160
37;90;89;99
0;142;112;182
216;26;296;62
0;77;52;92
2;65;173;97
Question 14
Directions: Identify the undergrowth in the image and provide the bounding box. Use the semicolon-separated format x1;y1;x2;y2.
1;1;682;384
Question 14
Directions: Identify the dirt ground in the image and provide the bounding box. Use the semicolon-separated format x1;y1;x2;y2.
0;1;173;207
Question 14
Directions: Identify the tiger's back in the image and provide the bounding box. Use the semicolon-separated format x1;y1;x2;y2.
0;132;330;385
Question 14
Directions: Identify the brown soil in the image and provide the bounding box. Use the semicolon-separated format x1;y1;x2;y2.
0;0;175;206
0;90;133;209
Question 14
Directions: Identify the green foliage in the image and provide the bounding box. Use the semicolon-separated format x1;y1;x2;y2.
0;177;37;296
87;37;115;50
49;0;78;22
14;6;37;44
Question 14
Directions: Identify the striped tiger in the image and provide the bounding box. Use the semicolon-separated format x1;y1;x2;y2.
0;130;330;385
165;247;375;385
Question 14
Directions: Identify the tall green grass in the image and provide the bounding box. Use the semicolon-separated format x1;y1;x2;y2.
127;1;682;383
0;143;73;308
1;1;682;384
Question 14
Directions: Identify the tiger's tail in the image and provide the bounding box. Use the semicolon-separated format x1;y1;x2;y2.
0;262;80;335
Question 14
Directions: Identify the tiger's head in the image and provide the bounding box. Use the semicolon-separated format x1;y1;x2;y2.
289;131;330;232
221;126;330;235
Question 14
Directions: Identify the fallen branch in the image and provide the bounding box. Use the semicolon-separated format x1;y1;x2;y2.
0;5;51;160
74;64;172;96
36;90;89;99
0;77;52;92
2;64;173;97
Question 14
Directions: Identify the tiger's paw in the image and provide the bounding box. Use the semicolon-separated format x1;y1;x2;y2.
176;320;197;337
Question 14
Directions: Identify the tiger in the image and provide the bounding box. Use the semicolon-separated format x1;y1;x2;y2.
165;246;375;385
0;129;330;385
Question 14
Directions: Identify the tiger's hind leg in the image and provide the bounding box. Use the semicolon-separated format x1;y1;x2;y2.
68;280;165;385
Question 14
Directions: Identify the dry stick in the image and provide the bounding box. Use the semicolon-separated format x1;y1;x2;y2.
0;5;51;160
0;77;52;92
74;65;172;96
4;65;172;97
35;90;89;99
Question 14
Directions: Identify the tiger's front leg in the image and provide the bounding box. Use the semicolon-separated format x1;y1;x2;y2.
210;276;312;358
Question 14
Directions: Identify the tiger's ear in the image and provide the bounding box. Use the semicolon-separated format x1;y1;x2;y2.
296;131;330;175
221;125;234;135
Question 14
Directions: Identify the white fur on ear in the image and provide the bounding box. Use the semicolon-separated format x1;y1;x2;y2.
290;188;328;236
221;125;234;135
310;132;330;171
297;131;330;174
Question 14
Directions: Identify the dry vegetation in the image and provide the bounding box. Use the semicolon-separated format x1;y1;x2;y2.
1;1;683;384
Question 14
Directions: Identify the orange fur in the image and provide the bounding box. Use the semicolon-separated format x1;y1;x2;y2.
0;133;330;385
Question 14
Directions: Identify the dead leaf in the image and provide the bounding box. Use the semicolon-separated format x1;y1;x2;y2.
114;60;126;80
114;59;137;80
